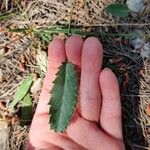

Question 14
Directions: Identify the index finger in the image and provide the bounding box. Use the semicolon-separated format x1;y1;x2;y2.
35;38;66;115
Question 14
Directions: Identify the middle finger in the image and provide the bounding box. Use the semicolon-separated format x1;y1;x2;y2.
80;37;103;122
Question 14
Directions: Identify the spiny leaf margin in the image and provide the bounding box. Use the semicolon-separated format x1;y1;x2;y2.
49;62;78;132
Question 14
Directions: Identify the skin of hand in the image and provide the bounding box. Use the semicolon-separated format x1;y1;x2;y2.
26;36;125;150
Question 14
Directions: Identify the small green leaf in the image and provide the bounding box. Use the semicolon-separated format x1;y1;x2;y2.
49;62;78;132
20;93;32;125
105;3;129;17
22;93;32;107
10;75;33;108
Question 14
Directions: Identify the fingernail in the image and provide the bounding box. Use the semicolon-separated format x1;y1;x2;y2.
104;67;111;71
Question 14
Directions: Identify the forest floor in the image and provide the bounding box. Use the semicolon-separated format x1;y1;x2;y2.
0;0;150;149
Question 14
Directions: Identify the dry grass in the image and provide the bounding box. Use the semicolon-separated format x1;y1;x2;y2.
1;0;116;27
139;61;150;148
0;0;150;149
0;29;37;104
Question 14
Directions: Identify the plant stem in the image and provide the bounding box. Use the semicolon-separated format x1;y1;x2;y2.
9;27;150;39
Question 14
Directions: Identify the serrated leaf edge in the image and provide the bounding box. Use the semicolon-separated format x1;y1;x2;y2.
48;62;78;132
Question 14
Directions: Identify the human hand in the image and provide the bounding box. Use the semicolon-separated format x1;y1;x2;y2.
26;36;125;150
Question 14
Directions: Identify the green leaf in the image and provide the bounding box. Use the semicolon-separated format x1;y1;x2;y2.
105;3;129;17
20;93;33;125
40;32;52;43
49;62;78;132
22;93;32;107
10;75;33;108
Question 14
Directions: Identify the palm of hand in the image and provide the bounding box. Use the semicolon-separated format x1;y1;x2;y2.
27;36;124;150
